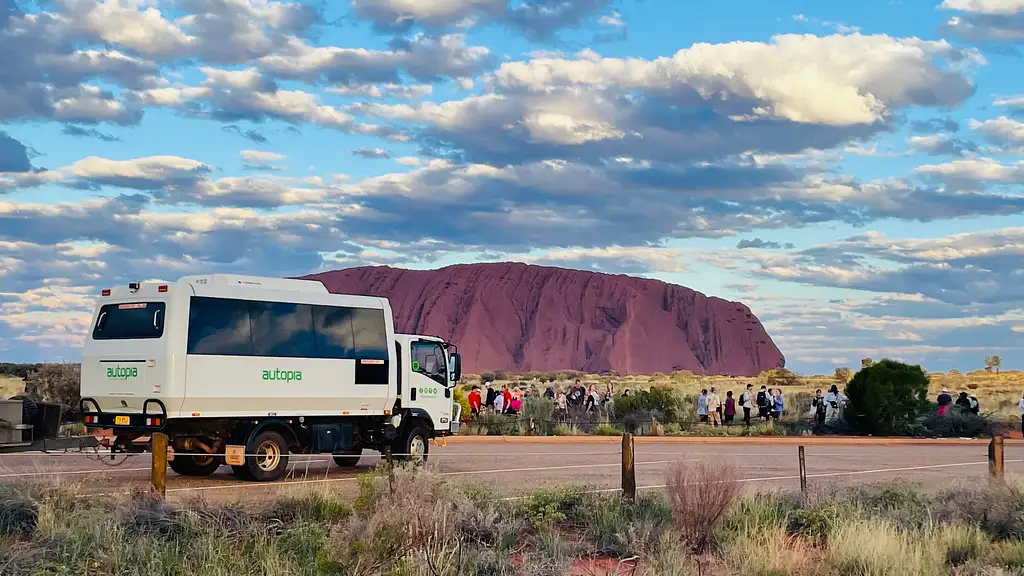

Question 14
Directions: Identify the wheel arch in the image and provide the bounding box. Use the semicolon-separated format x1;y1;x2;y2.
244;419;299;450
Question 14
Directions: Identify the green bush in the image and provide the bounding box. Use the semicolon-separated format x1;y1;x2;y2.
521;396;555;434
844;359;929;435
611;385;684;432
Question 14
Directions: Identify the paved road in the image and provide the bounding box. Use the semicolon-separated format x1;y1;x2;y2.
1;438;1021;501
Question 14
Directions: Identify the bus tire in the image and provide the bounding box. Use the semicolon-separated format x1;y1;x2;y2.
168;454;222;477
243;429;290;482
396;425;429;463
332;446;362;468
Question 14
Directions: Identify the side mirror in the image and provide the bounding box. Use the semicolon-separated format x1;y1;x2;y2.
449;352;462;384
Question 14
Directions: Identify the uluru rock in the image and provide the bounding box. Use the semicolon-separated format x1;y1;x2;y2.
301;263;784;376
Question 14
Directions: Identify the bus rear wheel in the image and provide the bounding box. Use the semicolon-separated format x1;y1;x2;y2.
169;454;222;477
241;430;290;482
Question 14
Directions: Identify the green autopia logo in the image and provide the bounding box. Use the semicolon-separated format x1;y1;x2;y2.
106;366;138;380
418;387;438;395
262;369;303;382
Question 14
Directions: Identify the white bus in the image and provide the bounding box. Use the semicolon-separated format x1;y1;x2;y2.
79;274;462;482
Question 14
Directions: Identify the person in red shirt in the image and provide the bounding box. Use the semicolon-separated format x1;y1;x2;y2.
468;385;482;416
502;385;513;414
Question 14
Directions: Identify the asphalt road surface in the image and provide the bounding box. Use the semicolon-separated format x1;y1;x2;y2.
1;438;1022;502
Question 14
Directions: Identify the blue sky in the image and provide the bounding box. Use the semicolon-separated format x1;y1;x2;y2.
1;0;1023;375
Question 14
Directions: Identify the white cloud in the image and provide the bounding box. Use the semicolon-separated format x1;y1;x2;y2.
240;150;286;163
395;156;422;166
939;0;1024;15
970;116;1024;147
489;33;978;126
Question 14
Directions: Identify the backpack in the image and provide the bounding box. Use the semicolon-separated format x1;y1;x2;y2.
757;391;769;408
738;392;746;406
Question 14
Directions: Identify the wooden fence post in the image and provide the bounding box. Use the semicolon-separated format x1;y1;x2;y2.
621;432;636;501
798;445;807;496
989;435;1004;484
150;432;168;499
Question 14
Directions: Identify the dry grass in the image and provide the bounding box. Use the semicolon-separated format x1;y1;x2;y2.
0;376;24;399
665;460;739;554
828;517;944;576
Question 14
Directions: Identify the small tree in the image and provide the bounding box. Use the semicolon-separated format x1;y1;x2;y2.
23;362;81;414
984;356;1001;374
844;359;929;436
834;367;851;385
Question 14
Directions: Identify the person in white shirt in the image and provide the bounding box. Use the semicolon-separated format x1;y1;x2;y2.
824;384;845;424
740;383;754;426
494;390;505;414
1018;393;1024;436
707;386;723;426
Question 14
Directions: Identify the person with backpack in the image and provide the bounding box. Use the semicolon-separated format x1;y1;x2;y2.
756;385;771;422
707;387;722;427
969;394;979;415
697;389;709;423
740;383;754;426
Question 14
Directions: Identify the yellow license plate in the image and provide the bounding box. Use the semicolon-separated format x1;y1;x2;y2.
114;415;130;425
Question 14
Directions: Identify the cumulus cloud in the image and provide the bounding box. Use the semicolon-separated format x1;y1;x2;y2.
939;0;1024;44
346;34;978;169
258;33;492;85
969;116;1024;150
348;0;614;40
128;67;394;135
906;133;980;156
736;226;1024;310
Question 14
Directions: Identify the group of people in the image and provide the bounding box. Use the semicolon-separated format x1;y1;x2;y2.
935;387;981;416
467;379;621;416
696;384;848;427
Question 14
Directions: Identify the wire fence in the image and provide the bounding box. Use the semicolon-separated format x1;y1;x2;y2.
0;433;1016;503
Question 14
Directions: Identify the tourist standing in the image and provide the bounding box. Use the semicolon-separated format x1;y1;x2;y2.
468;386;482;416
697;389;709;423
773;389;784;420
740;383;754;426
937;388;953;416
707;387;722;427
724;391;736;425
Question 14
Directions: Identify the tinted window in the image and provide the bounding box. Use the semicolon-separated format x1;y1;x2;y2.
250;302;315;358
351;308;388;359
187;297;253;356
411;341;447;385
92;302;166;340
312;306;355;359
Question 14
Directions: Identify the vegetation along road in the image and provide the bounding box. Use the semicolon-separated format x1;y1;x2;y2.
2;437;1021;502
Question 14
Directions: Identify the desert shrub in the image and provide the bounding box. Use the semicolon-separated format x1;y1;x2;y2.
935;523;990;566
613;385;684;433
0;485;38;538
828;518;941;576
844;359;929;435
932;485;1024;541
521;396;555;434
995;539;1024;568
552;423;582;436
595;423;623;436
725;525;815;576
452;386;472;421
326;464;481;576
666;461;739;553
264;487;350;524
468;412;522;435
912;410;993;438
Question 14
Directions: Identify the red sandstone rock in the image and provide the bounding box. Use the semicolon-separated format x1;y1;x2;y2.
301;262;784;376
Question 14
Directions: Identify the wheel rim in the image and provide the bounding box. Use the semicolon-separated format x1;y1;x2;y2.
257;440;281;471
409;435;426;460
194;455;214;466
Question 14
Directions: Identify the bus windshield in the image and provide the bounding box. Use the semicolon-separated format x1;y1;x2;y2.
92;302;167;340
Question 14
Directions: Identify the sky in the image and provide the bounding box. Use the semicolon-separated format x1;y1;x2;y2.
0;0;1023;375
